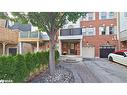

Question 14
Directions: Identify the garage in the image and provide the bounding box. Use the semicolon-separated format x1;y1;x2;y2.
100;45;115;58
82;46;95;58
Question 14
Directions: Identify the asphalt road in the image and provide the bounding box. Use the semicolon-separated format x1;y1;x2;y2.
60;58;127;83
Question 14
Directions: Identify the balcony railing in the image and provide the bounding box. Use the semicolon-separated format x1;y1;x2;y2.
60;28;82;36
120;29;127;41
20;31;39;38
19;31;49;41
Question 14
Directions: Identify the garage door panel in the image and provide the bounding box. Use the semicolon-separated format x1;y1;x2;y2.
82;46;95;58
100;46;115;58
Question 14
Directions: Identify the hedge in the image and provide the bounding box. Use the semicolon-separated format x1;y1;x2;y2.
0;50;59;83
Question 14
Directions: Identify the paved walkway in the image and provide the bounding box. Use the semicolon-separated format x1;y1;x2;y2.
59;58;127;83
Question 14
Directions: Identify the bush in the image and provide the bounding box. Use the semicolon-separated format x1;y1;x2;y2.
0;50;60;82
14;54;29;82
0;56;16;81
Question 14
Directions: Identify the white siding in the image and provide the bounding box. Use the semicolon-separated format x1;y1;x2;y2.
120;12;127;32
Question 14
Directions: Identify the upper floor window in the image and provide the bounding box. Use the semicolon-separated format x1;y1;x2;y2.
124;12;127;17
88;13;94;20
109;26;114;34
99;26;106;35
109;12;114;19
100;12;107;19
83;27;95;36
84;12;95;21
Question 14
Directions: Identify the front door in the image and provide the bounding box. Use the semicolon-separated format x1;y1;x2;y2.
70;43;75;55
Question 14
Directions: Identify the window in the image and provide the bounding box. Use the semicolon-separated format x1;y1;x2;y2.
85;28;95;36
124;12;127;17
88;13;94;20
8;48;17;56
109;26;114;34
109;12;114;19
101;12;107;19
100;26;106;35
124;52;127;56
115;52;126;57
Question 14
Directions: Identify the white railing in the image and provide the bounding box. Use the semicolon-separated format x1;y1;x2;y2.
120;29;127;41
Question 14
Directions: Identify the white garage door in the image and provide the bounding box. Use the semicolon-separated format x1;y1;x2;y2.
82;46;95;58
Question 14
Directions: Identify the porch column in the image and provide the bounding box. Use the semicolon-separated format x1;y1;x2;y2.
59;40;62;55
37;41;39;52
80;39;83;56
19;42;22;54
2;42;7;56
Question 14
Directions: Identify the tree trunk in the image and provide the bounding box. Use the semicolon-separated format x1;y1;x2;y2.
49;39;55;75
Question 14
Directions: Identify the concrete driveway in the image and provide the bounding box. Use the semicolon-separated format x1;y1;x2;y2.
60;58;127;83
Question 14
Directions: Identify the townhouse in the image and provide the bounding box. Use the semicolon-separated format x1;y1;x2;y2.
58;12;119;58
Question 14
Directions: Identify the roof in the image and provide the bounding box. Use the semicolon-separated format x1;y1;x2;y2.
9;23;31;32
113;50;127;53
40;32;49;40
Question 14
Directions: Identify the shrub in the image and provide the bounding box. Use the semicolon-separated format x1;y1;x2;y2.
0;50;60;82
13;54;29;82
0;56;16;81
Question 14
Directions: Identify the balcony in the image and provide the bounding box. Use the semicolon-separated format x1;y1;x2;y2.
120;29;127;41
19;31;49;42
59;28;83;40
0;27;19;44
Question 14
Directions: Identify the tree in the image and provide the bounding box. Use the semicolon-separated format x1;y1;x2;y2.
0;12;86;75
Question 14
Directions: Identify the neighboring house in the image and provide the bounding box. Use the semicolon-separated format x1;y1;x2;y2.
9;22;49;54
119;12;127;49
0;19;19;56
59;12;119;58
0;19;49;55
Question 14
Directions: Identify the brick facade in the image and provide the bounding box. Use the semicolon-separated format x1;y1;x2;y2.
80;12;118;57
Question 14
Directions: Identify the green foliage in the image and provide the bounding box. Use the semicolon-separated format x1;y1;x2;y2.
0;50;59;82
14;54;29;82
0;56;16;81
55;50;59;62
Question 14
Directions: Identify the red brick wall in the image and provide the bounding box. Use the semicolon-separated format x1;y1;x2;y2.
83;35;118;57
81;12;118;57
